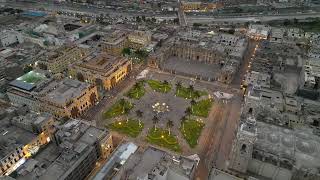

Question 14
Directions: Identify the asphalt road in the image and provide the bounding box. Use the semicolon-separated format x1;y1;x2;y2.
2;1;320;23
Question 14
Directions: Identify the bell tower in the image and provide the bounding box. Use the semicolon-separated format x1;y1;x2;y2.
229;116;257;173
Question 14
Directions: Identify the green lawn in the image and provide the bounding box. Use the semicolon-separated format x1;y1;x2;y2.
104;99;134;119
176;86;207;99
191;99;213;117
180;119;205;148
147;80;172;93
146;127;181;152
107;119;144;138
126;81;145;99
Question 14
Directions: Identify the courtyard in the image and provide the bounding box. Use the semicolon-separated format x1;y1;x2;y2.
161;57;221;81
103;77;214;152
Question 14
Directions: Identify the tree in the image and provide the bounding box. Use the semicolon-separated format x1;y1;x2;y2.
166;120;174;135
119;98;126;114
136;16;141;23
173;18;179;24
122;48;131;56
176;81;182;95
163;80;169;92
133;82;141;98
188;85;194;98
194;91;201;99
136;110;143;126
23;65;33;73
190;99;196;113
152;115;159;130
181;116;187;131
193;23;201;28
76;72;85;82
185;107;192;119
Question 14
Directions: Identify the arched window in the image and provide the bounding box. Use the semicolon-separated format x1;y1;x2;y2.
241;144;247;153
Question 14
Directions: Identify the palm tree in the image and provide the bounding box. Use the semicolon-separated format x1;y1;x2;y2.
152;116;159;130
190;99;196;113
133;83;140;98
166;120;174;135
181;116;187;131
194;91;201;99
188;85;194;98
119;98;126;113
185;107;192;119
163;80;169;92
136;110;143;126
175;81;182;95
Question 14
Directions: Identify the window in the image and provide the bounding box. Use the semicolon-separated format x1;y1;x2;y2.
241;144;247;153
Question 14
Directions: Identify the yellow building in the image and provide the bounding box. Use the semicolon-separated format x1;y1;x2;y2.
37;78;99;118
37;46;89;74
69;52;132;91
101;30;128;56
181;1;218;12
101;30;152;56
127;30;152;50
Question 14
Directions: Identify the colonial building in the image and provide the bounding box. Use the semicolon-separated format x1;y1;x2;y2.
7;71;98;118
148;32;247;84
100;30;128;56
181;1;220;12
69;52;132;91
127;30;152;50
37;46;89;74
101;29;152;56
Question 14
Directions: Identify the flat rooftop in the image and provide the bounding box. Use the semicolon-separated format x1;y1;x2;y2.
79;52;128;74
43;78;91;106
9;71;48;91
0;117;36;159
115;147;197;180
15;120;108;180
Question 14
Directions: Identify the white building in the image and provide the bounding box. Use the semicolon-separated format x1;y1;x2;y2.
0;31;24;47
247;24;271;40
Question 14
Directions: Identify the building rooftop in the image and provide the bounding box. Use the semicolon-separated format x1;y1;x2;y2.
113;146;197;180
82;52;125;73
92;142;138;180
15;119;109;180
209;168;243;180
9;71;48;91
101;29;128;45
0;118;35;160
254;121;320;170
40;78;91;106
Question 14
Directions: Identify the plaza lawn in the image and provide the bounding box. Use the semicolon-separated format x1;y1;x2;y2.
146;127;181;152
104;99;134;119
126;81;145;99
147;80;171;93
191;99;213;117
108;119;144;138
180;119;205;148
176;86;207;99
